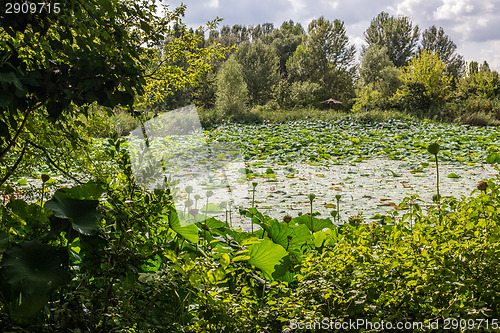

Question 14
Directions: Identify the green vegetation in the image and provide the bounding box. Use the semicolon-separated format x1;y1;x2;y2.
1;1;500;332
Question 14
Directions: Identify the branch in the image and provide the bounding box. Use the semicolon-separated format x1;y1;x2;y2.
27;140;84;185
0;102;41;160
0;145;27;188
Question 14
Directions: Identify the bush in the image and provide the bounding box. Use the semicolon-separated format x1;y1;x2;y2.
215;56;249;116
289;81;323;107
443;97;500;125
352;86;384;113
81;107;141;137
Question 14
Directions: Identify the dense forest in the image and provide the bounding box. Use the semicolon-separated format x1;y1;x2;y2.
1;1;500;332
153;12;500;128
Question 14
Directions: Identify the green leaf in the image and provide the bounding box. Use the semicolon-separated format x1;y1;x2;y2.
247;239;289;280
293;214;335;233
0;240;70;324
486;153;500;164
46;101;64;119
53;182;104;200
0;72;22;90
447;172;460;178
267;219;313;255
167;209;199;243
220;253;230;269
44;196;101;236
0;90;13;107
313;228;339;247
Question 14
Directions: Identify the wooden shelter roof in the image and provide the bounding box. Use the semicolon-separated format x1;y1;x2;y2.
321;98;342;104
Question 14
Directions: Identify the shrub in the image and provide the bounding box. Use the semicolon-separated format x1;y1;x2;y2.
352;86;383;113
289;81;323;107
394;50;452;117
215;56;249;116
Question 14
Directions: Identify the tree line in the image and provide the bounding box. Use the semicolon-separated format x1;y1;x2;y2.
160;12;500;123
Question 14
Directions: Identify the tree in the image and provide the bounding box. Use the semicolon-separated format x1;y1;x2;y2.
287;17;356;105
456;61;500;100
233;41;280;105
364;11;419;67
395;50;452;112
0;0;226;186
260;20;305;78
306;17;356;77
142;20;229;109
359;45;401;97
215;56;248;115
420;26;464;82
355;45;401;112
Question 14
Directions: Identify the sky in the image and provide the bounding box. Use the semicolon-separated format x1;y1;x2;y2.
163;0;500;71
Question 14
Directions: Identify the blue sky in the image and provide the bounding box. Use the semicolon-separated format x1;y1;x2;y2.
163;0;500;70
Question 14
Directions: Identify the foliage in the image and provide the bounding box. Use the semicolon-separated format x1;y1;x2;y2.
359;45;401;98
420;25;465;83
285;184;500;326
288;81;323;107
140;18;230;109
215;56;249;116
363;11;419;67
264;21;305;78
2;118;500;331
0;0;227;191
233;41;280;106
3;3;500;331
352;86;384;113
208;119;500;164
285;19;357;107
395;50;452;115
456;63;500;100
306;17;356;75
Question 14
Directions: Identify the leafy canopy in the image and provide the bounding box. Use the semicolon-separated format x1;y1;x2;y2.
364;11;419;67
396;49;452;107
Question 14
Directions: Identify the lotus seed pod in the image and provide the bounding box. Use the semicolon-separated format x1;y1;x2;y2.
185;186;193;193
283;215;292;224
427;142;440;155
252;182;258;188
308;193;316;201
41;174;50;183
335;194;341;200
206;190;214;198
432;194;441;202
189;209;199;217
477;181;488;192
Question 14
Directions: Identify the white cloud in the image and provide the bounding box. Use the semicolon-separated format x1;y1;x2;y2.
205;0;219;9
289;0;306;13
433;0;474;20
459;40;500;70
394;0;422;16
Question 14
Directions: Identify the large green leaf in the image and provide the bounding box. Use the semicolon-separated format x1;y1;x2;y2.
52;182;105;200
293;214;335;233
247;239;289;280
44;196;101;236
0;240;71;324
167;209;199;243
240;208;272;230
267;219;313;256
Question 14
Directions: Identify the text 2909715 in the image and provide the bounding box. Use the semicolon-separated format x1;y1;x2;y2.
4;2;61;14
